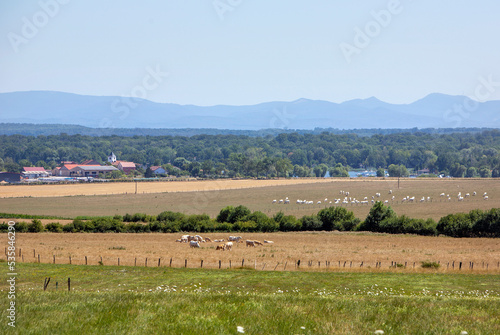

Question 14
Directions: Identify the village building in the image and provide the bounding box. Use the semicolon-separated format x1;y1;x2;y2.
108;152;117;163
117;162;136;174
71;165;119;177
22;167;50;179
0;172;22;183
81;159;101;166
150;166;166;175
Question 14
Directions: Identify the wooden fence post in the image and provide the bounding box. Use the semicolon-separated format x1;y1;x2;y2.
85;256;87;265
135;258;137;266
145;258;148;267
185;259;187;268
170;258;172;267
69;256;71;265
43;277;50;291
158;258;161;267
68;278;71;292
242;259;245;267
219;260;221;269
274;262;279;271
118;258;120;266
284;261;287;271
53;255;55;264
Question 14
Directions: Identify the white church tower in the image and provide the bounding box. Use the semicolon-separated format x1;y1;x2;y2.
108;152;117;163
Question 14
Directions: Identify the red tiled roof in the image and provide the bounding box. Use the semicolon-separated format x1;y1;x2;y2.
61;164;79;170
118;162;136;168
23;167;46;172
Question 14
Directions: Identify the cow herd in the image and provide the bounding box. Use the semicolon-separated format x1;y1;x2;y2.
177;234;274;251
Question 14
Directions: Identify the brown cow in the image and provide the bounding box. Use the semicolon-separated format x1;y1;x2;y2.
245;240;255;247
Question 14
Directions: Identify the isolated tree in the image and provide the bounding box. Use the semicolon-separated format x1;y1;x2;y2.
376;168;385;177
361;202;396;232
144;167;154;178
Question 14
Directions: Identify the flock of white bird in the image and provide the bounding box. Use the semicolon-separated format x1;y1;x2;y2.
271;189;490;206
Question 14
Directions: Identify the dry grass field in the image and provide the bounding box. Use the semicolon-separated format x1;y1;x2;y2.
0;178;331;198
0;178;498;221
12;232;500;273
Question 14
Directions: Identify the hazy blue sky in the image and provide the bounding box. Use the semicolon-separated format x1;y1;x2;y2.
1;0;499;106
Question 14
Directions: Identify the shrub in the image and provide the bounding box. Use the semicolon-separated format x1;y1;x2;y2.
359;202;396;232
233;220;259;232
216;206;234;223
162;221;181;233
421;261;440;269
15;221;28;232
147;221;165;232
157;211;186;223
45;222;63;233
125;222;146;233
28;219;44;233
215;221;234;232
0;223;8;232
62;223;75;233
317;207;357;231
437;213;473;237
300;215;323;231
180;214;212;232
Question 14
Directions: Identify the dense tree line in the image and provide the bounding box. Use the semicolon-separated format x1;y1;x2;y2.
2;204;498;238
0;123;494;137
1;130;500;178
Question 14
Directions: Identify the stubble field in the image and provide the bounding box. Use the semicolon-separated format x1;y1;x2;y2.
14;231;500;273
0;178;498;221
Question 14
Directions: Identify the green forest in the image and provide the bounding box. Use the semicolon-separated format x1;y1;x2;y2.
1;129;500;178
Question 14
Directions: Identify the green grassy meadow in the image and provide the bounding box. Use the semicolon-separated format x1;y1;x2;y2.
1;263;499;334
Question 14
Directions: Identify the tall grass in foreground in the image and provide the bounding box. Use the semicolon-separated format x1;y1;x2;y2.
1;263;499;334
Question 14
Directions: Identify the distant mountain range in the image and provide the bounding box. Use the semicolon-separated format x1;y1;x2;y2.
0;91;499;130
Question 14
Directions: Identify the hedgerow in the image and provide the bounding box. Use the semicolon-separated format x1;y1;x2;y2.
1;204;499;237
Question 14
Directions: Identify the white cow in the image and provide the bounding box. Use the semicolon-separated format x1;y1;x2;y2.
228;236;243;243
245;240;256;247
224;242;233;251
189;241;200;248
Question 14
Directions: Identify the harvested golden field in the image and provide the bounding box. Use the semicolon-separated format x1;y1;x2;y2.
0;178;332;198
12;232;500;273
0;178;498;221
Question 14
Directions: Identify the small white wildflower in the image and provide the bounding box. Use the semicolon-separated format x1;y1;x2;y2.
237;326;245;333
460;332;468;335
300;326;306;329
374;330;384;335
